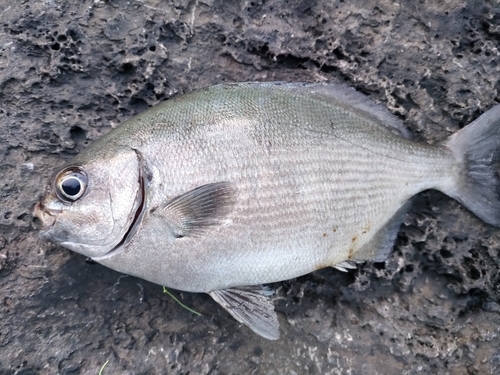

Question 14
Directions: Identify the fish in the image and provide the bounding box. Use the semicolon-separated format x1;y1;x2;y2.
33;82;500;340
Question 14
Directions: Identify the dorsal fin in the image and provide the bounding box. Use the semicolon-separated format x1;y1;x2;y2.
223;82;412;139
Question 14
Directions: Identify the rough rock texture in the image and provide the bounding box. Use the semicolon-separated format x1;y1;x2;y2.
1;0;500;374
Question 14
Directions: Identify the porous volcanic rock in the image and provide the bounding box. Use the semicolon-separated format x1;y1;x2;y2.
1;1;499;374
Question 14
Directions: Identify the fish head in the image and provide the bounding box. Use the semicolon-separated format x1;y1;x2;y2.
33;148;145;258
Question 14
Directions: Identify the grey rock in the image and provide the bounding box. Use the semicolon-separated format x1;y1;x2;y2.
1;0;499;374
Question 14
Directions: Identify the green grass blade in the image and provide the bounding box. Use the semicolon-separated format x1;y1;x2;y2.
98;360;109;375
163;287;201;316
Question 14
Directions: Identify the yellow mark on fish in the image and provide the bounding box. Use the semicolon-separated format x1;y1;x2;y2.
361;224;371;235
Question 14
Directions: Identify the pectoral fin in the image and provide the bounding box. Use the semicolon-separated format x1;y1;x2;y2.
154;182;236;238
209;286;280;340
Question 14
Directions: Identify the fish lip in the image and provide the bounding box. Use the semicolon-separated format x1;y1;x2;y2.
32;201;58;234
93;149;148;261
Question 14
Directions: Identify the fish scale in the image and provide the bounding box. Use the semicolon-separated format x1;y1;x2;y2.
34;82;500;339
112;135;441;290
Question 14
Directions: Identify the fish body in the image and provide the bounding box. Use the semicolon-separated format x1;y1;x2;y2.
34;82;500;339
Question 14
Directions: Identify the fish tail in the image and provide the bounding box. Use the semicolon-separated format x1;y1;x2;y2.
444;105;500;226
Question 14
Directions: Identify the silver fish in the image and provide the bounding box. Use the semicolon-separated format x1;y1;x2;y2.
33;82;500;339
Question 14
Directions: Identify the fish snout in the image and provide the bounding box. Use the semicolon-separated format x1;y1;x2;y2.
32;201;56;232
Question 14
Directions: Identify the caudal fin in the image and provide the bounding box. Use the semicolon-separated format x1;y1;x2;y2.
444;105;500;227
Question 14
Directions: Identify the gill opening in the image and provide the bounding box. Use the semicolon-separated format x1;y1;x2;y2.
101;149;149;257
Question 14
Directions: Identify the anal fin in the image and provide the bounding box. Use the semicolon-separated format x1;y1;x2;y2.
351;200;412;262
209;286;279;340
333;260;358;272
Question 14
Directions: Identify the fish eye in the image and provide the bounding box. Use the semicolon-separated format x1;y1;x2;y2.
55;167;88;202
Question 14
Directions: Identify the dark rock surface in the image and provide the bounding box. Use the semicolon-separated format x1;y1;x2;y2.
1;0;500;373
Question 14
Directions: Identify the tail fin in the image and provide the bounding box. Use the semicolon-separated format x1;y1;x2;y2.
444;105;500;227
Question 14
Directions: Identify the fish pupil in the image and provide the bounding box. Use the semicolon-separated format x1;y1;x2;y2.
62;177;81;197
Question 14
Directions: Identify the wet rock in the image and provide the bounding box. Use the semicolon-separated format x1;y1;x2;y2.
1;0;499;374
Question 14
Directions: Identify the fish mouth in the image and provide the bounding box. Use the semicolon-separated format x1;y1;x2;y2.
32;202;47;231
94;149;149;260
32;201;58;235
